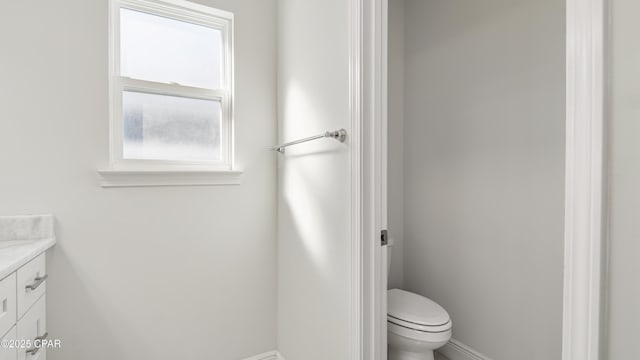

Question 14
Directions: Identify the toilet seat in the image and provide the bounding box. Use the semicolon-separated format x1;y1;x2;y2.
387;289;452;333
388;315;451;333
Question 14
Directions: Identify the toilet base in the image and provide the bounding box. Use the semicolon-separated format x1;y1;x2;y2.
389;347;434;360
388;329;449;360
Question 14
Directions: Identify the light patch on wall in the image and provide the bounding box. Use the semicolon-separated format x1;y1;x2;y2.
279;81;333;276
280;80;325;141
282;167;330;272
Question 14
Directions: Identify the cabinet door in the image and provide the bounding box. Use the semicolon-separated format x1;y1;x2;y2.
16;296;45;360
0;326;17;360
17;254;46;319
0;274;16;339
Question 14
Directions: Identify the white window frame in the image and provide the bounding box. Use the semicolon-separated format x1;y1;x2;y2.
100;0;240;187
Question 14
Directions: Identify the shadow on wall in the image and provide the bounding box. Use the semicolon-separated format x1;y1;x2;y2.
410;0;549;52
47;248;128;359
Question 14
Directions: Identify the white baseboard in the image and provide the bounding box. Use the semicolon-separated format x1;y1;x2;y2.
242;350;281;360
438;339;493;360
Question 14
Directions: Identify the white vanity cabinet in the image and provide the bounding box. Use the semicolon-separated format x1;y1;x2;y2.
16;255;47;320
0;274;17;340
0;327;17;360
16;294;46;360
0;215;55;360
0;254;49;360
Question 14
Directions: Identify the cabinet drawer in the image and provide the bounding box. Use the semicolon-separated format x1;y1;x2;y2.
0;326;17;360
17;255;46;319
16;296;46;360
0;274;16;340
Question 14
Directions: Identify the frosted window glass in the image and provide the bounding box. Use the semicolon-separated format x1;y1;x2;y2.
120;8;222;89
123;92;222;161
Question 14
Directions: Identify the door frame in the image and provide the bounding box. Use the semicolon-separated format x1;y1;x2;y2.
353;0;607;359
350;0;388;359
563;0;606;359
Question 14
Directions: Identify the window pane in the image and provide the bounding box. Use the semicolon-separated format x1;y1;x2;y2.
123;91;222;162
120;8;222;89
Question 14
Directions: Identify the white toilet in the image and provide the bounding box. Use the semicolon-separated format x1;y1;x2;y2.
387;289;452;360
386;243;452;360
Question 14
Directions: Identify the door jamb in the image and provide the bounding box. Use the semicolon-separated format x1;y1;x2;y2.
563;0;606;359
351;0;388;359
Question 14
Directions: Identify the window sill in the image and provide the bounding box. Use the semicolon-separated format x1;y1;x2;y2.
97;169;243;188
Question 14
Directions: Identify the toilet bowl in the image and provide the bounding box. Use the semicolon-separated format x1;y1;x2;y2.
387;289;452;360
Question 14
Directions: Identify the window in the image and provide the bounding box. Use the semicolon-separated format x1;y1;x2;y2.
102;0;238;186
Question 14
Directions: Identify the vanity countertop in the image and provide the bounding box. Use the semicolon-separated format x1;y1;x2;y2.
0;215;56;280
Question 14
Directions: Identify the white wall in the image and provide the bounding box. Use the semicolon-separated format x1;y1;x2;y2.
401;1;565;359
606;0;640;358
276;0;351;359
387;0;405;290
0;1;277;359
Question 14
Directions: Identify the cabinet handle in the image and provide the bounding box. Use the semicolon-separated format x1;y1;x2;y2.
25;275;48;291
25;332;48;356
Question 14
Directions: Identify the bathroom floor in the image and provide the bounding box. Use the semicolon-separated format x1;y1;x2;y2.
435;352;450;360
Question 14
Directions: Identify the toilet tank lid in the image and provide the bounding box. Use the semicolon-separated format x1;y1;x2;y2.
388;289;450;326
